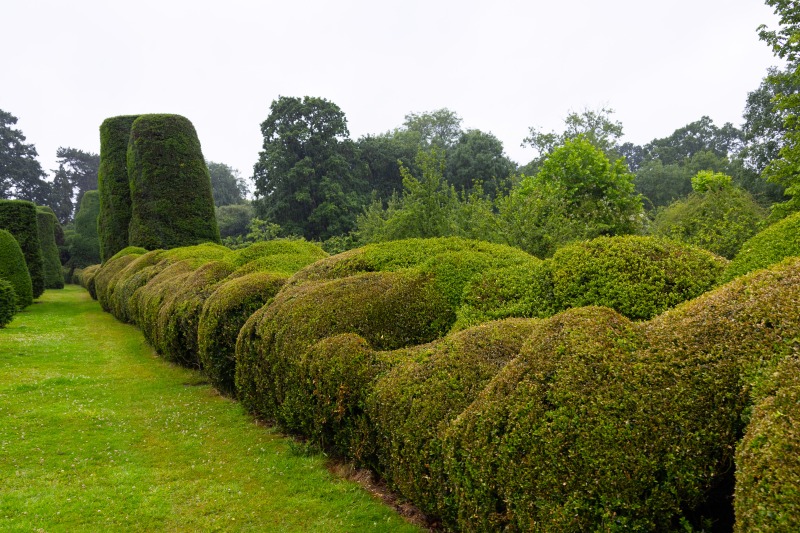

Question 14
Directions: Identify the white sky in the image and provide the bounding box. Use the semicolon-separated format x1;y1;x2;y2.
1;0;784;183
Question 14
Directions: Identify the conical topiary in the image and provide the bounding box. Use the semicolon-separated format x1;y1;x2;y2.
0;199;44;298
0;228;33;309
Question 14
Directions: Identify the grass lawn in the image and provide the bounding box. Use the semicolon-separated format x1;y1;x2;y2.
0;285;421;532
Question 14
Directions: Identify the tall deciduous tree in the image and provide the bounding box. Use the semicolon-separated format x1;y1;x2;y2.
208;161;248;206
56;147;100;210
402;108;463;150
0;109;50;203
253;96;366;240
445;129;515;197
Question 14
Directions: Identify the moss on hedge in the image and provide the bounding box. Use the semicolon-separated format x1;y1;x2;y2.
36;206;64;289
108;250;166;323
368;318;542;519
0;199;45;299
0;279;16;327
98;115;139;262
735;354;800;531
549;235;727;320
132;260;196;344
127;114;220;250
720;210;800;283
235;271;454;429
79;264;101;299
198;272;288;396
94;253;140;312
0;229;33;309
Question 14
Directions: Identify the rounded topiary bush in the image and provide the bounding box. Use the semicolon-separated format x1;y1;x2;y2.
127;114;220;250
133;260;196;344
0;199;45;298
549;235;727;320
36;206;64;289
79;264;101;299
94;253;141;312
368;318;542;519
0;229;33;309
720;209;800;283
107;250;165;323
235;270;454;428
198;272;287;396
0;279;18;327
735;354;800;531
98;115;139;262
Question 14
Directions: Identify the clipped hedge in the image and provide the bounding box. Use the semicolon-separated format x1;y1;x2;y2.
98;115;139;262
235;271;454;429
107;250;165;323
0;279;17;327
79;264;101;299
368;318;542;519
0;229;33;309
127;114;220;250
440;258;800;531
721;209;800;283
94;253;141;312
735;354;800;531
198;272;287;395
0;199;45;298
36;207;64;289
549;235;727;320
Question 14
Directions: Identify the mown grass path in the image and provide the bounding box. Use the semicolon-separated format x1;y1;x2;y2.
0;286;420;532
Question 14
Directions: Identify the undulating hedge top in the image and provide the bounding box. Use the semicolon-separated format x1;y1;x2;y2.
720;209;800;283
78;264;101;299
127;114;220;250
229;240;328;276
0;279;16;327
98;115;139;262
0;228;33;309
0;199;45;298
36;207;64;289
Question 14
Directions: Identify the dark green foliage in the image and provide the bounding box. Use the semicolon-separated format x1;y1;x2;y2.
550;235;728;320
127;114;220;250
735;353;800;531
721;210;800;282
198;272;287;395
651;180;768;259
70;190;101;268
0;279;16;327
216;203;254;239
235;271;454;429
98;115;139;262
0;229;32;308
36;207;64;289
0;199;45;298
207;161;247;206
368;319;541;519
0;109;49;204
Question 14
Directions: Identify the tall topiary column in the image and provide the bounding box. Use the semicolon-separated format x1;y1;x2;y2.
71;190;102;268
0;228;34;308
36;206;65;289
0;199;45;298
98;115;139;263
127;114;220;250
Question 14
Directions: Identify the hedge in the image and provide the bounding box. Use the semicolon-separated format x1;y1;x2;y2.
78;264;101;299
720;209;800;283
71;191;102;268
127;114;220;250
0;199;45;298
36;207;65;289
198;272;287;396
94;253;140;312
440;257;800;531
0;229;33;309
0;279;16;327
107;250;165;323
98;115;139;262
735;353;800;531
235;270;454;429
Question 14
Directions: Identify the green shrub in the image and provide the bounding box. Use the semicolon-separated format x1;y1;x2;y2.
235;271;454;429
127;114;220;250
0;199;45;298
155;260;234;367
0;229;33;309
735;354;800;531
79;264;101;299
36;207;64;289
98;115;139;262
107;250;165;323
132;261;196;343
721;210;800;283
0;279;18;327
368;319;542;519
550;235;727;320
70;191;102;268
442;257;800;531
94;253;140;312
198;272;287;395
651;184;767;259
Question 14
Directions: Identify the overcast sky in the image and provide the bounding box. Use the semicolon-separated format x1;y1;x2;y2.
2;0;785;185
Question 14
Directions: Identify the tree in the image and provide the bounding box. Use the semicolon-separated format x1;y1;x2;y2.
523;107;624;160
445;129;515;197
642;116;742;165
49;164;74;225
355;132;418;202
0;109;49;202
253;96;366;240
68;190;101;268
402;108;463;150
216;203;255;239
208;161;248;206
56;146;100;211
